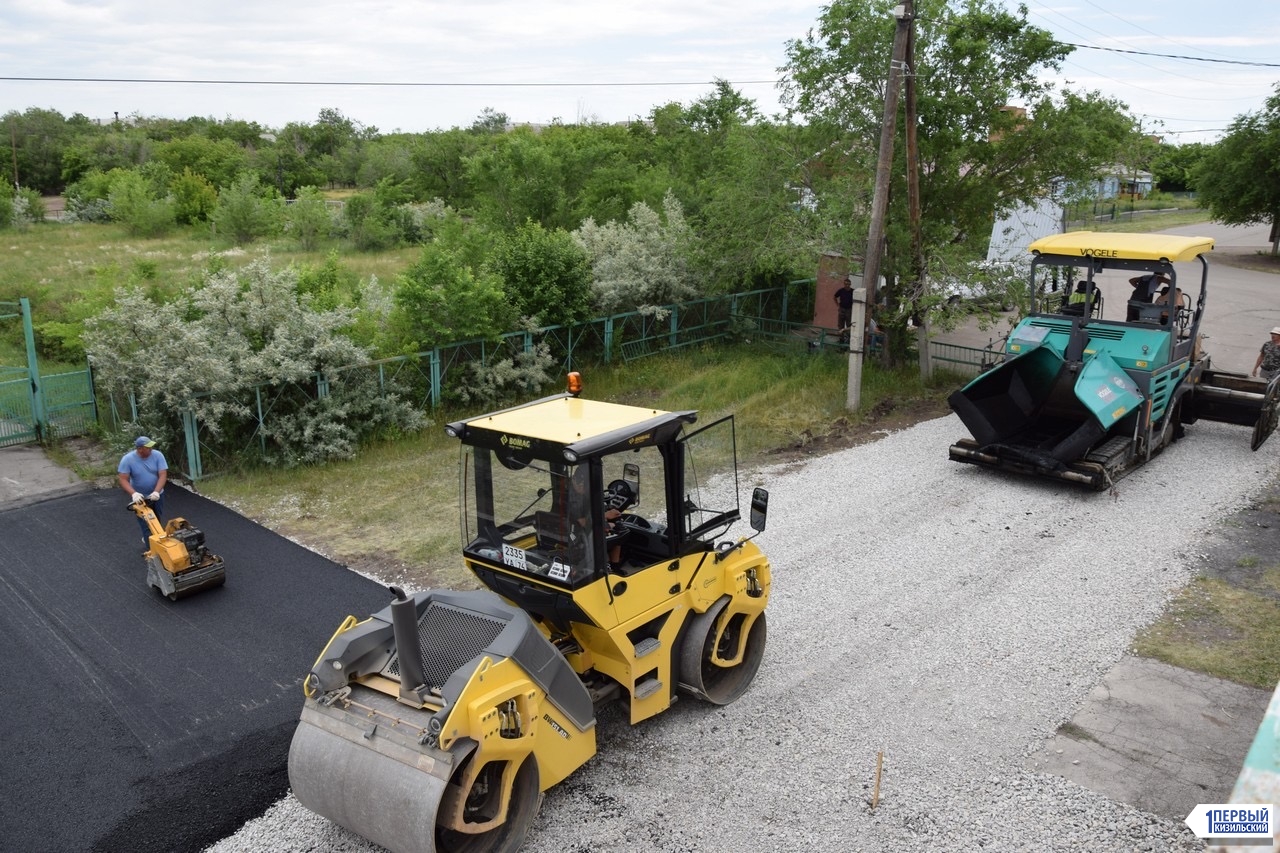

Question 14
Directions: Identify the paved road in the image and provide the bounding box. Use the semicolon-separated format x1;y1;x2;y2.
0;485;388;852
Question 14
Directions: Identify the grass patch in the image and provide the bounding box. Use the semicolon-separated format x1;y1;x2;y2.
1133;576;1280;689
0;220;424;366
1079;210;1213;234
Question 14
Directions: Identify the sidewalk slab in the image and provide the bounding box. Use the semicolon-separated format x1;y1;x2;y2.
1027;654;1273;821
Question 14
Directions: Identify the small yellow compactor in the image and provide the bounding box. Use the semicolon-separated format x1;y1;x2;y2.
288;374;773;852
131;499;226;600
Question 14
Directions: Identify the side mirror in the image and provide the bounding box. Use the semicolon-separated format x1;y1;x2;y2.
749;487;768;532
623;461;640;505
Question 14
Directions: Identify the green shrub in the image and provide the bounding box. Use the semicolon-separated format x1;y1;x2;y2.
171;167;218;224
212;173;281;244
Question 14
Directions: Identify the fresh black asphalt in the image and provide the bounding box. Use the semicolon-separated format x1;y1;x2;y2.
0;486;390;853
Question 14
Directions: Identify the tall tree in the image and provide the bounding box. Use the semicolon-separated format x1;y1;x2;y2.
1195;85;1280;251
781;0;1135;355
1151;141;1209;194
465;127;569;231
1;107;83;193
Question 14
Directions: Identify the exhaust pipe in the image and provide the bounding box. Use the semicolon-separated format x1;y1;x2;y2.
389;586;429;705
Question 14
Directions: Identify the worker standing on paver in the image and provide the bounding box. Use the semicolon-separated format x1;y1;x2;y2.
118;436;168;547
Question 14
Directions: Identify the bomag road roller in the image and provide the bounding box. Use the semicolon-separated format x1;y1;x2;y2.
949;231;1280;490
288;373;772;852
131;498;225;599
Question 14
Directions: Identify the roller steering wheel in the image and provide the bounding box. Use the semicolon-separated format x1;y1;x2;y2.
604;479;636;513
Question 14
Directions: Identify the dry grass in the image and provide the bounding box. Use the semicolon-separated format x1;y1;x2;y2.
0;220;423;366
1132;571;1280;690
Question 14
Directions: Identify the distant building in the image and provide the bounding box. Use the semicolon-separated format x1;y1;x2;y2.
1094;166;1154;200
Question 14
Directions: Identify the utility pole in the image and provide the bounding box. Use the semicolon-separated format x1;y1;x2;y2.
849;2;912;410
902;3;930;380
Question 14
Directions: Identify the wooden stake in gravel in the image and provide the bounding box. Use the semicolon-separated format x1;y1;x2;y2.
872;750;884;809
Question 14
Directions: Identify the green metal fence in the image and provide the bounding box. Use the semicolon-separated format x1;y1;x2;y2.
928;340;1005;377
1;298;97;447
102;285;802;480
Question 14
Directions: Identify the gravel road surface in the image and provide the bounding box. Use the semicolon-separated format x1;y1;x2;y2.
210;413;1279;853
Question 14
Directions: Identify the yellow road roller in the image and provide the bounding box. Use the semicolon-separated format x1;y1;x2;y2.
288;373;772;852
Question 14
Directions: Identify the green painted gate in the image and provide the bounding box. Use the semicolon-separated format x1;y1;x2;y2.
0;299;97;447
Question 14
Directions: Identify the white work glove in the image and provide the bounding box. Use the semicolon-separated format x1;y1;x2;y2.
147;491;160;501
131;492;145;504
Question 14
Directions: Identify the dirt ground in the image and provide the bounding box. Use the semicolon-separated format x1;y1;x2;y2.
1213;245;1280;275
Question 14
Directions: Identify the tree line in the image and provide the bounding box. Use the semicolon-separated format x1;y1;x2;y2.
2;0;1274;462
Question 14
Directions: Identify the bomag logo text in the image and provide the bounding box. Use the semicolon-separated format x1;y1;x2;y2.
629;433;651;446
501;435;532;450
542;713;570;739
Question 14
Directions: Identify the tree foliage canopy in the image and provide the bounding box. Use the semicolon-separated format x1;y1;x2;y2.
780;0;1137;347
487;221;593;326
574;193;698;314
1195;85;1280;232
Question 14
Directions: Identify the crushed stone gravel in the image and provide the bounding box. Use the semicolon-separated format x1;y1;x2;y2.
207;414;1278;853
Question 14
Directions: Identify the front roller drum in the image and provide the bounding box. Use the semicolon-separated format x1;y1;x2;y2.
679;598;767;705
289;706;543;853
289;712;450;853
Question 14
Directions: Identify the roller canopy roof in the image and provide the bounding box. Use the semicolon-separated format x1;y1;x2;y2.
447;394;698;459
1029;231;1214;263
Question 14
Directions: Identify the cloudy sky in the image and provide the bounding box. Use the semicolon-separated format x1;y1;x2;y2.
0;0;1275;144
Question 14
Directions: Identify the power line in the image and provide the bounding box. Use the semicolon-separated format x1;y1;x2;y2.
0;75;778;88
1059;42;1280;68
3;39;1272;95
1075;0;1243;61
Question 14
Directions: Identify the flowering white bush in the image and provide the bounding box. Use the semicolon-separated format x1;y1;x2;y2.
85;259;425;465
573;191;700;315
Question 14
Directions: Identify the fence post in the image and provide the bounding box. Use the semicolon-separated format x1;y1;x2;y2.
182;409;203;481
255;386;266;455
430;349;441;409
20;298;46;440
604;317;614;364
668;306;678;349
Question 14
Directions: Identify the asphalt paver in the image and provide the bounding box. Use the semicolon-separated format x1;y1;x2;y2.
0;485;389;853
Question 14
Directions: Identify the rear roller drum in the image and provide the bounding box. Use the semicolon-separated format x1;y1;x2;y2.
679;600;767;705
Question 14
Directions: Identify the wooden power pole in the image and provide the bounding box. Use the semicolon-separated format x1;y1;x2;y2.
903;3;930;380
849;2;913;410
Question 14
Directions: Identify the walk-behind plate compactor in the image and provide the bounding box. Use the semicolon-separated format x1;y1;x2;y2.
288;374;772;852
949;232;1280;489
131;498;226;599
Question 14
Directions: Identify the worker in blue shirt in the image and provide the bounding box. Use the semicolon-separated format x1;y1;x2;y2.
118;435;168;547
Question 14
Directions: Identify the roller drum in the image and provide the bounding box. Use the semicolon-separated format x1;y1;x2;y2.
289;707;451;853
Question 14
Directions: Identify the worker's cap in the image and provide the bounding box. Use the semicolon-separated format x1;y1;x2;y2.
1271;327;1280;336
134;436;156;448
